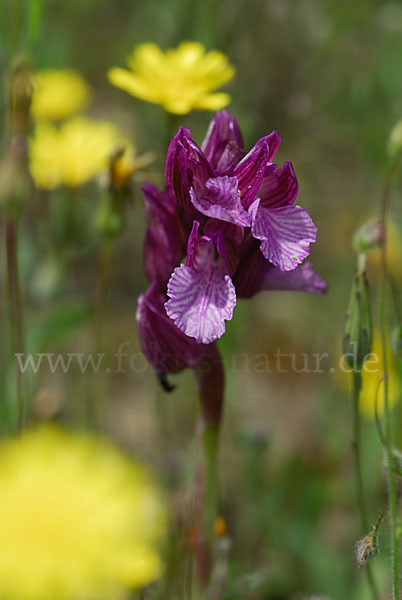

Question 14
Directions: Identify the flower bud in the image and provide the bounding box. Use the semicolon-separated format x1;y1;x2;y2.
353;220;385;253
391;325;402;359
355;530;379;567
343;256;373;369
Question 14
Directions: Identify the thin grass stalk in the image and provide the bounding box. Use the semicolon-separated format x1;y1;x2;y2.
6;215;26;430
352;371;378;599
378;157;401;600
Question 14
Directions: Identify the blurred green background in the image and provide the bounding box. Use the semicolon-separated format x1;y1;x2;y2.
2;0;402;598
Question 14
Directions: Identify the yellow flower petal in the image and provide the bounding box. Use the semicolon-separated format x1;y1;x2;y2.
0;427;166;600
108;41;235;114
108;67;159;103
29;116;126;189
31;69;90;121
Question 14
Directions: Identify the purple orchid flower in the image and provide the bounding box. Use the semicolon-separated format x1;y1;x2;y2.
137;111;326;374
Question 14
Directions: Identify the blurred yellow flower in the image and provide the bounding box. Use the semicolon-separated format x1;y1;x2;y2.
29;117;124;188
31;69;91;121
108;41;235;114
338;336;401;419
0;427;166;600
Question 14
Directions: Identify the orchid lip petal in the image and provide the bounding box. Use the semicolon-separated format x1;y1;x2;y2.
165;263;236;344
249;199;317;271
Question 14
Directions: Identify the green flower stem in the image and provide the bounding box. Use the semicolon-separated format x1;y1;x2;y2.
194;344;224;587
201;424;219;541
6;215;26;430
166;112;180;150
352;371;378;599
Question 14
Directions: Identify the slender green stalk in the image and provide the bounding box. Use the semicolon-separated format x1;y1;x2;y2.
166;112;180;150
6;215;26;430
194;345;224;588
378;154;401;600
352;371;378;600
27;0;43;55
379;255;400;600
10;0;23;54
201;424;219;541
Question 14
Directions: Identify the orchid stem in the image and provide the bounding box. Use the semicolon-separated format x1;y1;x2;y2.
194;345;224;588
352;371;378;600
6;215;26;431
201;424;219;540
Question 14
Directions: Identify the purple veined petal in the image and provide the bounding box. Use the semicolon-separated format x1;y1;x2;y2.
234;141;269;209
215;228;239;276
142;183;186;288
253;131;282;162
186;220;216;271
232;236;269;298
165;263;236;344
262;261;327;294
216;141;246;174
249;198;317;271
205;219;245;245
201;111;244;169
185;137;215;185
190;176;251;227
136;282;204;374
165;127;192;183
265;131;282;162
187;219;240;276
164;137;191;212
233;237;327;298
258;161;298;208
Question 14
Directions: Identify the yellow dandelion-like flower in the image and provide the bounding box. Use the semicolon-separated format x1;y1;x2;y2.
337;335;401;419
29;116;125;189
0;427;166;600
108;41;235;115
31;69;91;121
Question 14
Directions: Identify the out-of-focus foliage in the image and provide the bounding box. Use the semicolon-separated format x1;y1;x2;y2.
1;0;402;599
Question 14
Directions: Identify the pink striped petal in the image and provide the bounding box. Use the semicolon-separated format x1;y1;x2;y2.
249;199;317;271
201;111;244;169
190;176;251;227
258;161;298;208
234;141;269;208
165;264;236;344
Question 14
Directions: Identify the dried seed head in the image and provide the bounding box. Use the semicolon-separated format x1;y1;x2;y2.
355;530;379;567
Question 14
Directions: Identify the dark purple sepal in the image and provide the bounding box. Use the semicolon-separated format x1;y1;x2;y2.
136;282;205;374
142;183;186;289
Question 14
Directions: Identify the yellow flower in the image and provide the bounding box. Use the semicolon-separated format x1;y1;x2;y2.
29;117;124;188
337;336;400;419
108;41;235;114
0;427;166;600
31;69;91;121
